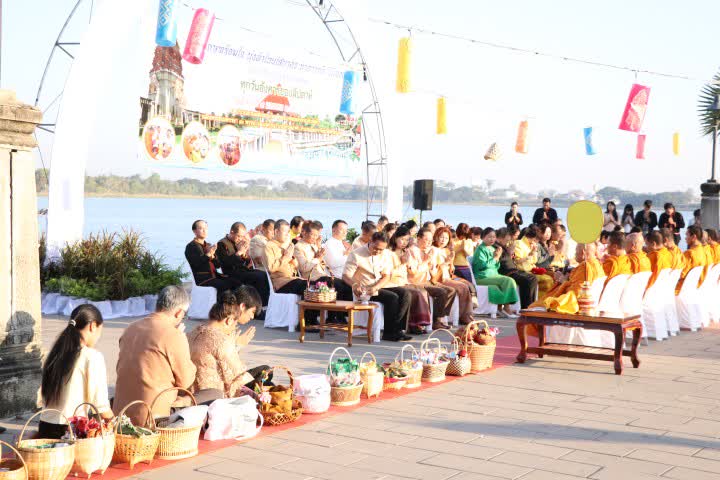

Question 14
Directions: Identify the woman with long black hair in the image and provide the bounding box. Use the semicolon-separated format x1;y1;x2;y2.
621;204;636;233
603;201;621;232
39;304;113;438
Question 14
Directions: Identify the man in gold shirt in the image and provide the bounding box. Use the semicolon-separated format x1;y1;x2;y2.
661;228;685;271
625;232;651;274
263;219;306;295
645;231;673;290
676;225;708;293
602;231;632;284
343;232;412;341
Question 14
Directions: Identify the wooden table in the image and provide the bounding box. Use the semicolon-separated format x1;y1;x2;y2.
298;300;377;346
516;310;643;375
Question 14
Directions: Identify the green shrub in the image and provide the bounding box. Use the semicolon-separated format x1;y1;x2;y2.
41;228;186;301
346;227;359;243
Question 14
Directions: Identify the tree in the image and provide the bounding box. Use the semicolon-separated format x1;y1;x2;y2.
698;70;720;137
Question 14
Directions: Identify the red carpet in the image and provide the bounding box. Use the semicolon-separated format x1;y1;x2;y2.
14;336;520;479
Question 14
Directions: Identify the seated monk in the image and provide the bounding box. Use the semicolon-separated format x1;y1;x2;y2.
702;230;717;266
676;225;708;293
661;228;685;271
625;232;651;273
645;231;672;290
708;229;720;263
602;231;632;284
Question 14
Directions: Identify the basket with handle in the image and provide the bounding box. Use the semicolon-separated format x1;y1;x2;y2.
430;329;471;376
304;289;337;303
359;352;383;399
112;400;160;469
462;319;497;372
69;402;115;478
0;439;27;480
16;409;75;480
151;387;203;461
396;345;423;388
256;366;303;426
327;347;363;406
420;338;449;383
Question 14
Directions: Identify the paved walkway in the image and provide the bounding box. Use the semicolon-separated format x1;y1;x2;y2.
3;315;720;480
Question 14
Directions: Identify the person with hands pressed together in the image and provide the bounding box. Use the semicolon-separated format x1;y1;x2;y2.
471;227;519;318
263;219;307;295
185;219;240;296
216;221;269;306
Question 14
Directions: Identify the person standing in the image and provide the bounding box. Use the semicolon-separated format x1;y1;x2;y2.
504;202;523;228
634;200;658;236
658;202;685;245
603;201;621;232
343;232;412;341
532;198;558;225
216;222;269;306
621;204;636;233
185;220;240;295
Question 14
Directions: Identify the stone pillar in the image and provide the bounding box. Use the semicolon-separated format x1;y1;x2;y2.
0;90;44;417
701;180;720;230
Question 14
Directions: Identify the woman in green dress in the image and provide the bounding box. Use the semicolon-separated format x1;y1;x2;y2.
471;227;519;318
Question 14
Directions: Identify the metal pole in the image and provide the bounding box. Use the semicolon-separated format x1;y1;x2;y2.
713;122;718;181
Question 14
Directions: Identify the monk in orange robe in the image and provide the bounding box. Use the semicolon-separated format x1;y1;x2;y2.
529;243;603;310
661;228;685;271
676;225;708;293
702;230;716;266
625;232;651;273
602;231;632;284
709;229;720;263
645;231;672;290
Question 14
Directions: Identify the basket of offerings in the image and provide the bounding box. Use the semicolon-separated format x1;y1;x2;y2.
69;403;115;477
112;401;160;469
395;345;423;388
151;388;205;461
0;440;27;480
430;329;471;377
359;352;383;399
16;409;76;480
419;338;450;383
256;366;304;426
382;364;409;391
304;281;337;303
327;347;363;406
457;320;499;372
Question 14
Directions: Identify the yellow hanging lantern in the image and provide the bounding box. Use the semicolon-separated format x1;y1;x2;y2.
672;131;680;156
515;120;529;154
396;37;412;93
436;97;447;134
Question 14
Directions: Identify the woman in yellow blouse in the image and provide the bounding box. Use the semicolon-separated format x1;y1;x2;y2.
452;223;476;284
434;227;475;324
513;225;555;297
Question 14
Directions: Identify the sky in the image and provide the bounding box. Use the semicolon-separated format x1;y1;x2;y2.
3;0;718;193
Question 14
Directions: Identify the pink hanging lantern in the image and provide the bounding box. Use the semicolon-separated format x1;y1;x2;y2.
636;134;647;159
183;8;215;64
619;84;651;133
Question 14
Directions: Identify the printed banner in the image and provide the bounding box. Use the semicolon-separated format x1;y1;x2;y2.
139;27;363;177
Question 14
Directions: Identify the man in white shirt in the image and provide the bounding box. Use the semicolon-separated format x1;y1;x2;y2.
325;219;352;279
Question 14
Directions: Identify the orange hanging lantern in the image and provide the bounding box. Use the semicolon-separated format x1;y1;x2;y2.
515;120;529;154
396;37;412;93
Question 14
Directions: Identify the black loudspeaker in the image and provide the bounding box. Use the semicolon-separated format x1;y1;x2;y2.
413;179;434;211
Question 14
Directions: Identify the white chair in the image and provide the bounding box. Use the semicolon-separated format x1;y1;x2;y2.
641;269;671;341
470;273;499;317
675;266;705;332
352;293;384;342
664;270;682;335
187;274;216;319
620;271;652;344
708;264;720;323
262;269;301;331
698;264;720;325
597;274;631;316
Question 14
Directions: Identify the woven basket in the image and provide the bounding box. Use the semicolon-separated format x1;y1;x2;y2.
396;345;423;388
420;338;449;383
383;376;408;391
463;320;497;372
257;366;304;426
151;387;202;461
430;329;471;377
112;401;160;470
70;402;115;478
0;439;27;480
304;289;337;303
16;409;75;480
328;347;363;406
359;352;383;399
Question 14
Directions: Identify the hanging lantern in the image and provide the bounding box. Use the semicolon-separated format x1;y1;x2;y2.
484;142;502;161
619;84;651;132
636;134;647;159
515;120;529;154
182;8;215;64
396;37;412;93
155;0;179;47
673;131;680;156
584;127;597;155
436;97;447;134
339;70;358;115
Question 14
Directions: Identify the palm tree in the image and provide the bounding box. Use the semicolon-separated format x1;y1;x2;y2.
698;70;720;137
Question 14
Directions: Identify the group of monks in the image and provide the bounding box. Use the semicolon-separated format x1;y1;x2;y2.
531;225;720;310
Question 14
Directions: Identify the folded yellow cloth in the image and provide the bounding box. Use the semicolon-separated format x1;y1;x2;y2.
543;291;579;314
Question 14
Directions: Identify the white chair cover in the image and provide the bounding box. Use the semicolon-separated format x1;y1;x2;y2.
620;271;652;341
62;297;89;316
709;264;720;323
352;294;384;343
469;273;499;316
262;269;301;331
597;274;630;316
676;266;705;331
187;270;217;319
698;264;720;325
664;270;682;335
41;293;60;314
641;269;671;341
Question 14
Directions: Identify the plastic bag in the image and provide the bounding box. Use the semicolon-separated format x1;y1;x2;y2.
204;397;262;441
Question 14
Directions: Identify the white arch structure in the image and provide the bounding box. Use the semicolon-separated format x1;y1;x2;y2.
45;0;399;260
